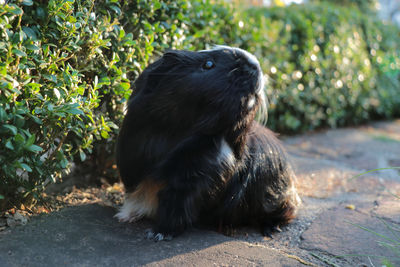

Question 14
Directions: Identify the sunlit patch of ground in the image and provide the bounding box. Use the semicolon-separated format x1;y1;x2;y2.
0;182;125;231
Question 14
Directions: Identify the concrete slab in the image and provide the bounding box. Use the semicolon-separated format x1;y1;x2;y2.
0;204;305;267
300;205;400;266
2;120;400;266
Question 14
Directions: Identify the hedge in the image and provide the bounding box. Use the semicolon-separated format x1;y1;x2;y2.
0;0;207;210
236;3;400;133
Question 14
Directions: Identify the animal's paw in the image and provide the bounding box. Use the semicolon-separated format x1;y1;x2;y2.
262;224;282;238
145;229;173;242
218;223;237;237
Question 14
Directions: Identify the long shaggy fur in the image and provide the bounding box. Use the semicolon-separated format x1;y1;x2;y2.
115;46;300;240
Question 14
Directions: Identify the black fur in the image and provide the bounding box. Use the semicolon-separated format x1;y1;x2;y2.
116;46;299;240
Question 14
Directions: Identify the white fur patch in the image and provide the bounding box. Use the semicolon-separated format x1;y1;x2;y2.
235;47;259;68
211;45;260;69
287;182;302;208
115;181;162;223
256;75;268;124
114;195;151;222
248;96;256;109
218;139;235;168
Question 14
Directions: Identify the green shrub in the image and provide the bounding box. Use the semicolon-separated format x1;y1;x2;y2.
0;1;101;209
158;1;400;133
0;0;202;210
311;0;379;12
236;3;400;133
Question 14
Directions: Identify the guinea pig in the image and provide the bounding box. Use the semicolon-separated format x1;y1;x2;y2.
115;45;301;241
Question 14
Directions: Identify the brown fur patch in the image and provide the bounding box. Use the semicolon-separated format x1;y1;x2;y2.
130;179;164;212
115;179;165;222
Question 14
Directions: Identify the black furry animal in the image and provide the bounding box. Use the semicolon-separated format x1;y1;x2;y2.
115;46;300;241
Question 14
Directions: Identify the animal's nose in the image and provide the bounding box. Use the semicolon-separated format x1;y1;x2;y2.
247;61;258;71
243;60;259;75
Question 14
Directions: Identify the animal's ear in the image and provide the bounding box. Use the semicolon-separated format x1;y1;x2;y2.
163;49;187;58
158;50;184;64
130;50;198;98
138;51;191;95
163;49;202;64
131;56;165;97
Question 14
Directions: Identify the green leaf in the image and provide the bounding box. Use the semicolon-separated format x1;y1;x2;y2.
119;82;130;90
76;86;85;95
5;140;14;150
119;29;125;39
0;195;4;200
22;27;38;40
15;108;28;115
43;74;57;83
123;40;136;46
2;124;18;135
100;130;109;139
0;42;7;50
26;145;43;153
26;44;40;51
79;150;86;161
14;133;25;145
54;112;66;117
99;76;111;85
109;5;121;15
25;134;36;147
36;7;45;19
31;116;43;125
60;157;68;168
66;108;84;115
154;1;161;10
0;107;7;122
12;49;27;57
22;0;33;6
54;88;61;99
20;163;32;172
46;103;54;111
10;7;23;15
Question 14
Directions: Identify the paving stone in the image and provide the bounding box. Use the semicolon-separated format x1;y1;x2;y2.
146;241;306;267
0;204;306;267
290;156;400;198
300;205;400;266
2;121;400;266
285;121;400;182
372;198;400;224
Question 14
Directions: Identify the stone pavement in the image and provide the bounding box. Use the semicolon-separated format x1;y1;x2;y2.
1;120;400;266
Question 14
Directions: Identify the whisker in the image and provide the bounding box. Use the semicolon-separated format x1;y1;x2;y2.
228;67;239;76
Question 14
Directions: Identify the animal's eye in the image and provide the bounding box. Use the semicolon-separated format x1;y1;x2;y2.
202;60;215;70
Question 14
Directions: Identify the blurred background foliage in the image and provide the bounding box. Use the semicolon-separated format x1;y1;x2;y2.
0;0;399;210
239;3;400;133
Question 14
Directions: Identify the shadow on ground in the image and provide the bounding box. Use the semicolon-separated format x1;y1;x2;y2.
0;204;305;266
